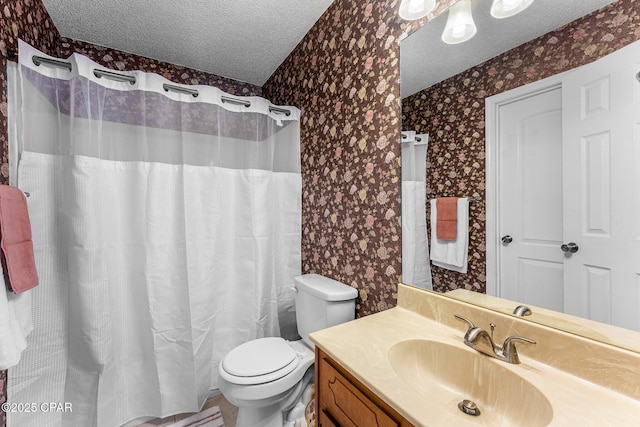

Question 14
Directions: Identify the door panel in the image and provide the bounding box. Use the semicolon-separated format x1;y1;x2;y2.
562;40;640;330
498;87;564;308
520;112;564;243
517;258;564;311
582;131;611;236
580;76;610;119
582;264;612;324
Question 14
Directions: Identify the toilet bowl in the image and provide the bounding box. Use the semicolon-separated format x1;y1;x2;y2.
218;274;358;427
218;338;314;427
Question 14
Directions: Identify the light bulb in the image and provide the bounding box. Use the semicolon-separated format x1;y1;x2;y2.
490;0;534;19
442;0;477;45
399;0;437;20
408;0;424;13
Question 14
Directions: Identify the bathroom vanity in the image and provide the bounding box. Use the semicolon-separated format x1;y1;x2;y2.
315;348;411;427
310;284;640;426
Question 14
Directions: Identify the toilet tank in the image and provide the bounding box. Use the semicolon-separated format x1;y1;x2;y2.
294;274;358;348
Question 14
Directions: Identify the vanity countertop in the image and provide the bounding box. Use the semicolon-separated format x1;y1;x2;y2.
310;286;640;427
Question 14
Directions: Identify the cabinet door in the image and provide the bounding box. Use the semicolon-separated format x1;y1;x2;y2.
319;409;339;427
318;357;399;427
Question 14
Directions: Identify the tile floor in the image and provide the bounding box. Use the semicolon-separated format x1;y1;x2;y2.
134;394;238;427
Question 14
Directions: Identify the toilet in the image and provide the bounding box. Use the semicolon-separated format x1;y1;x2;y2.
218;274;358;427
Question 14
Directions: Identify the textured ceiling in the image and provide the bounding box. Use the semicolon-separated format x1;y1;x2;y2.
40;0;334;86
401;0;619;98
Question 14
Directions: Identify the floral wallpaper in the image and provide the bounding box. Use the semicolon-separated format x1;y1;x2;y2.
262;0;455;317
402;0;640;294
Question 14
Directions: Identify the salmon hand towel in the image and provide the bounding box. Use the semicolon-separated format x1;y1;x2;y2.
436;197;458;240
0;185;39;293
430;198;469;273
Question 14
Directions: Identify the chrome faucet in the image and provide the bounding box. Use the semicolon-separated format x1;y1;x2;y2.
454;314;536;364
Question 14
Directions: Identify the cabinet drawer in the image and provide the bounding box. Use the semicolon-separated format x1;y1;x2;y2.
319;356;399;427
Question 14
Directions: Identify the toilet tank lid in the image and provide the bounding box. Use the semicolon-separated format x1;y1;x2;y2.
294;274;358;301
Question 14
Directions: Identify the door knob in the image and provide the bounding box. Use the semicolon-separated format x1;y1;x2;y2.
501;235;513;244
560;242;579;253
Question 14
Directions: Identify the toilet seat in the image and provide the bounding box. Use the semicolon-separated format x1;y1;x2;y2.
220;337;300;385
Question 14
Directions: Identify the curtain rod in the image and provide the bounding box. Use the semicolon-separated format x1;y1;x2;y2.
31;55;136;85
164;83;199;97
162;88;292;116
429;196;482;202
221;95;250;108
32;55;72;71
30;56;293;116
220;96;291;116
269;106;292;116
94;69;136;85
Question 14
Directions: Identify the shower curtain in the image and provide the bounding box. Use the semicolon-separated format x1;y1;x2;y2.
401;131;432;290
6;40;301;427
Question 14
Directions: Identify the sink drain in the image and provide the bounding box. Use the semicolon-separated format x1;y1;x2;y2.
458;399;480;416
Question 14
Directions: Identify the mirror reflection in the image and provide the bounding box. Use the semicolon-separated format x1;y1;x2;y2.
400;0;640;351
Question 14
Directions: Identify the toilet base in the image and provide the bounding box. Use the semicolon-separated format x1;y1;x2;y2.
233;368;314;427
236;404;284;427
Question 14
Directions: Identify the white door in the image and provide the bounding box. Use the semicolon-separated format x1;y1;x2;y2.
494;40;640;331
561;40;640;330
498;87;565;311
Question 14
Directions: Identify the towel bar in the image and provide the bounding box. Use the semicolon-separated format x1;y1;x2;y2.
429;196;481;203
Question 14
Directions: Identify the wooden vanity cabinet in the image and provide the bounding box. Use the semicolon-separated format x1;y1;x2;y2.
315;348;414;427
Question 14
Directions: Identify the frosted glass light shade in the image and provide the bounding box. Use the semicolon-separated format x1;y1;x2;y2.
441;0;477;45
490;0;534;18
399;0;437;20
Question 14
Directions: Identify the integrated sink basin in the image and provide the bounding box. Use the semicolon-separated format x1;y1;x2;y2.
388;339;553;426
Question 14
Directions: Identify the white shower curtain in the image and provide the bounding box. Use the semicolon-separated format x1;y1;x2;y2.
401;131;432;290
7;40;301;427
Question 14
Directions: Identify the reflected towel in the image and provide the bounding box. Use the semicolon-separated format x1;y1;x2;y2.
430;198;469;273
0;185;38;293
436;197;458;240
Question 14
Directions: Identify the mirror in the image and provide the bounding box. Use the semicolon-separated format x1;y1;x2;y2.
399;0;640;353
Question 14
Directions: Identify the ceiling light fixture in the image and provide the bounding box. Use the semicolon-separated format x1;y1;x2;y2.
442;0;477;45
490;0;534;19
399;0;437;20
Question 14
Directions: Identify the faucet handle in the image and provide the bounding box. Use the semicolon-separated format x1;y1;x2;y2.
454;314;476;330
502;336;536;364
503;336;536;346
